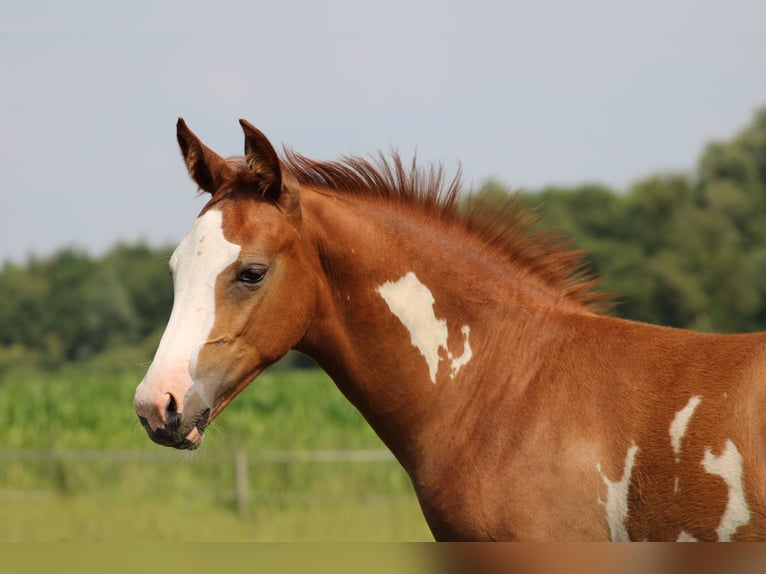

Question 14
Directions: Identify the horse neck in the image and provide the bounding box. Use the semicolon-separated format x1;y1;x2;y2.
296;188;586;466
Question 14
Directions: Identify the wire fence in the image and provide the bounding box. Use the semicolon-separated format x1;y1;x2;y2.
0;447;400;514
0;447;395;463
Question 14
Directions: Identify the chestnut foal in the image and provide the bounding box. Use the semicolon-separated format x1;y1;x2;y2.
135;119;766;541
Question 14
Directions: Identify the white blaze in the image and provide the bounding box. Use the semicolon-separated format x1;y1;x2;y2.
702;439;750;541
597;443;639;542
376;272;472;384
135;209;240;413
669;395;702;462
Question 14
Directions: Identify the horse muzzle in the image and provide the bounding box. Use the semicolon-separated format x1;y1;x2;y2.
134;370;216;450
137;407;210;450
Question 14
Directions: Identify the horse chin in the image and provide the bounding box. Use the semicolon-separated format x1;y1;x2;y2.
181;425;205;450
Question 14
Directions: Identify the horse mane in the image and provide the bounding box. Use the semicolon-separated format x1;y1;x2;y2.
282;150;613;314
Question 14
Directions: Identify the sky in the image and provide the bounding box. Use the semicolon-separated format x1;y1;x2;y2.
2;0;765;263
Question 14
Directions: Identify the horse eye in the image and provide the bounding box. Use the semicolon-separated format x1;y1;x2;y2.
237;266;267;284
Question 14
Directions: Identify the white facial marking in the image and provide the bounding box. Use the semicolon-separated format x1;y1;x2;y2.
376;272;472;384
597;443;638;542
676;531;698;542
141;210;240;400
669;395;702;462
701;439;750;541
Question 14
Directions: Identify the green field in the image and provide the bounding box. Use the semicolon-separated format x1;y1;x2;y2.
0;358;431;541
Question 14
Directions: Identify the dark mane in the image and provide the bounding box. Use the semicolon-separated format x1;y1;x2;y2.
282;150;612;313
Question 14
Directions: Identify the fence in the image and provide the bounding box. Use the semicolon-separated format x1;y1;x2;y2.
0;447;397;515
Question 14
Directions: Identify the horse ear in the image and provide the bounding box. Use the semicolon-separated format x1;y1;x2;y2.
239;119;300;213
176;118;233;195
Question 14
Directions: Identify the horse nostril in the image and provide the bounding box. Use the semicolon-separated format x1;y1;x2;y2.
166;393;178;415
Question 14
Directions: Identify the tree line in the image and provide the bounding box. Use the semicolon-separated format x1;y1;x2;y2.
1;107;764;369
523;106;766;333
0;242;174;371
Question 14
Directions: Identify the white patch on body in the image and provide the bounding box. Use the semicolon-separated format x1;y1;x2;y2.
669;395;702;462
676;531;698;542
701;439;751;541
597;443;639;542
449;325;473;378
135;209;240;420
376;272;472;384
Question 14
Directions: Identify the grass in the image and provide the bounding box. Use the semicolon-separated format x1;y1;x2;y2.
0;359;433;541
1;489;429;542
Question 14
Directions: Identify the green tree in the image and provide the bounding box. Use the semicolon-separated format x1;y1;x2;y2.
0;243;175;367
102;243;174;340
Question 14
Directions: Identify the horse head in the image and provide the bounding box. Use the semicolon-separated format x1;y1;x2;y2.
133;119;315;449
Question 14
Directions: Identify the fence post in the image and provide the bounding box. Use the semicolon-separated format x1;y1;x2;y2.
234;449;249;516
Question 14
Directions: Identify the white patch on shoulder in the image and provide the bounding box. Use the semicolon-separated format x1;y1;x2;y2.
597;443;639;542
669;395;702;462
702;439;751;541
148;209;240;384
376;272;472;384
